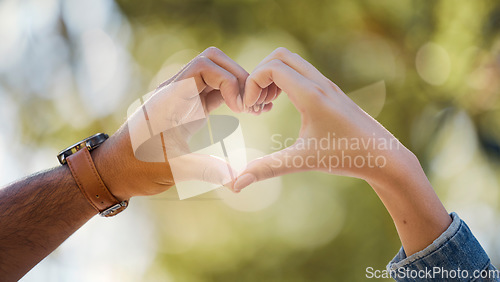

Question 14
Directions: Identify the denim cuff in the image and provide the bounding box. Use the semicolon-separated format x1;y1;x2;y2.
386;212;496;281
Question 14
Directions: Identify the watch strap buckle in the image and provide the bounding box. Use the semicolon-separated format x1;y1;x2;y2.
99;201;128;217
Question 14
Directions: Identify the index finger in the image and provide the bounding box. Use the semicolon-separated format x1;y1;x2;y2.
158;47;249;113
253;47;331;90
196;47;249;112
244;59;323;112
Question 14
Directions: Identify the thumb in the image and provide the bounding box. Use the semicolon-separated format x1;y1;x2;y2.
233;144;308;192
168;153;237;188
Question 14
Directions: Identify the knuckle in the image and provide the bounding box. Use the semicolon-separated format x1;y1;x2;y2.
227;74;238;84
247;159;276;181
192;56;211;69
291;52;302;60
260;163;276;180
223;75;238;89
268;58;284;69
273;47;291;58
201;164;219;184
310;83;327;97
238;69;250;80
245;74;260;90
329;81;342;93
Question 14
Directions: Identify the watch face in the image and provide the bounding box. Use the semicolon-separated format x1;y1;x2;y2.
57;133;109;164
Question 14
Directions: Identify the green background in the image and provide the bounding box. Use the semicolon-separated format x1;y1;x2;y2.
0;0;499;281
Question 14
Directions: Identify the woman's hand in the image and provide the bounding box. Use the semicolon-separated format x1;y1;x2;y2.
236;47;414;188
235;47;452;256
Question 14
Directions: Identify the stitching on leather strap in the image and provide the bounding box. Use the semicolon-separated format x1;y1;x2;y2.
67;148;121;214
67;155;100;212
81;149;116;201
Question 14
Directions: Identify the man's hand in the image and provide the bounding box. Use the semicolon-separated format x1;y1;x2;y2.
93;47;268;200
0;47;265;281
233;47;451;257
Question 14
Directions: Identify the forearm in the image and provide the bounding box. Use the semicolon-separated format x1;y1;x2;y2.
368;149;452;256
0;165;96;281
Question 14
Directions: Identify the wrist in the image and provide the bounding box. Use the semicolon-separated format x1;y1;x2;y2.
365;146;420;191
92;130;135;201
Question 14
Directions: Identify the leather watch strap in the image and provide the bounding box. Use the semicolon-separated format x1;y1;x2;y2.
66;147;128;217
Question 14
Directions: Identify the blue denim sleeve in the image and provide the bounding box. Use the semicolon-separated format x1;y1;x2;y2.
387;212;499;282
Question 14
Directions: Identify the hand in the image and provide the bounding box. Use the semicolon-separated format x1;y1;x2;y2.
233;48;451;256
234;47;415;191
92;47;254;200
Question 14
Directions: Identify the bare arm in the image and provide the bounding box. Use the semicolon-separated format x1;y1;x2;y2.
0;47;252;281
367;151;451;256
0;166;95;281
234;47;452;257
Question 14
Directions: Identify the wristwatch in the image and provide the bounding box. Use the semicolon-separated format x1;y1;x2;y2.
57;133;128;217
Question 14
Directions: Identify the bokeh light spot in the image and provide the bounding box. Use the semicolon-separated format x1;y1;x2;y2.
416;42;451;85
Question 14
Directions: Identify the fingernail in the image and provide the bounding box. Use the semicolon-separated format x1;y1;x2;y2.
236;95;243;112
260;103;265;111
253;104;260;112
234;174;256;192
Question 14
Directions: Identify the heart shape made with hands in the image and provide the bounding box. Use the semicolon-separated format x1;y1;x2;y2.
125;47;387;199
125;78;241;199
